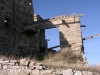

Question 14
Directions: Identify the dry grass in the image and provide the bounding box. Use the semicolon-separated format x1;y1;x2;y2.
89;64;100;73
0;48;100;73
38;48;85;69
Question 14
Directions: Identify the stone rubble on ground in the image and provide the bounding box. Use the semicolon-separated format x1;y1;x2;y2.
0;58;99;75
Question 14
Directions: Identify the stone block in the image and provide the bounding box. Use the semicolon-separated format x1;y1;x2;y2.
34;66;43;70
0;60;9;64
29;61;35;67
20;59;29;66
24;61;29;66
29;65;36;70
3;65;8;69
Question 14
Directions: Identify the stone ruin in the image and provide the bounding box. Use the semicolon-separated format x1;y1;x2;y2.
0;58;99;75
0;0;88;66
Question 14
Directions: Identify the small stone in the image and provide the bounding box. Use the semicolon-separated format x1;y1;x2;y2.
20;59;26;65
24;61;29;66
29;62;35;67
35;66;43;70
29;65;36;70
20;59;29;66
3;65;8;69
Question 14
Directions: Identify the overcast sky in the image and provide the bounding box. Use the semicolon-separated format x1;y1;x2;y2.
33;0;100;65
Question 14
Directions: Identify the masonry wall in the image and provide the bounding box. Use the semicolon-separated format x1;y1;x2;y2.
36;15;87;65
58;17;83;54
38;15;84;54
0;0;39;54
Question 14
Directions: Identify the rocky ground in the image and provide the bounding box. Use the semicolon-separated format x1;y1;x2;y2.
0;58;99;75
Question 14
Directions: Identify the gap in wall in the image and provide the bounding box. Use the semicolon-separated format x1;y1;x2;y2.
45;28;60;51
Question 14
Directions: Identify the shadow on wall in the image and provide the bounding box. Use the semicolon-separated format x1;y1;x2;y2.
59;31;71;50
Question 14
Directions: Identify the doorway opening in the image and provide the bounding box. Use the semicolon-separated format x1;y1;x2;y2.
45;28;60;52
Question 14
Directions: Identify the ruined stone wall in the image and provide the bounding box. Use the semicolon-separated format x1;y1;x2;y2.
37;15;84;54
36;15;87;65
0;0;39;54
56;16;87;65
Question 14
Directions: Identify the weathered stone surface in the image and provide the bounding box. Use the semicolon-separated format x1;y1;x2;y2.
93;73;100;75
35;63;43;66
2;63;15;66
3;65;8;69
9;66;22;69
24;69;31;73
0;70;8;75
0;59;5;61
29;62;35;67
74;71;83;75
61;69;73;75
0;61;9;64
0;0;38;55
10;60;18;63
82;71;94;75
20;59;29;66
42;66;47;70
30;70;39;75
0;66;2;70
40;70;53;75
0;59;99;75
8;69;21;75
0;64;2;69
34;66;43;70
18;71;30;75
